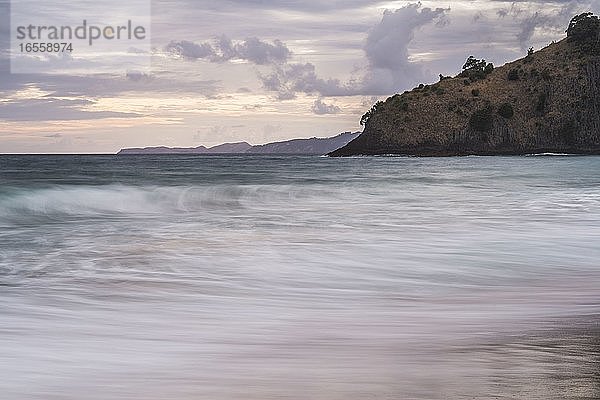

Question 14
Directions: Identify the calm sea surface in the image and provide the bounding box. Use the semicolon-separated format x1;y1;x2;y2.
1;155;599;399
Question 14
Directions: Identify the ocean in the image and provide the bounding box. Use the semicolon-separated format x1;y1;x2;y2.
1;154;599;399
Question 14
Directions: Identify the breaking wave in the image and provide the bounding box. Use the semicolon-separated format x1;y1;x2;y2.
0;183;342;221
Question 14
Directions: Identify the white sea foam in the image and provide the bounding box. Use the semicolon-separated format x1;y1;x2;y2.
0;184;342;220
525;152;578;156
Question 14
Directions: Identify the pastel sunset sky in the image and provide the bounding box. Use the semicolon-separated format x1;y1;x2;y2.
1;0;598;153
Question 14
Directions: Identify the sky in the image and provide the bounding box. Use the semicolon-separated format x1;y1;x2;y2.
0;0;599;153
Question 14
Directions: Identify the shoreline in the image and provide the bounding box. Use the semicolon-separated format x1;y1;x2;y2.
328;146;600;157
455;314;600;399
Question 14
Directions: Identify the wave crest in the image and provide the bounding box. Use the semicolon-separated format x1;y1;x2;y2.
0;184;295;220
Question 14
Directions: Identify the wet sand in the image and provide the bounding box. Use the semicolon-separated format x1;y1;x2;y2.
446;315;600;399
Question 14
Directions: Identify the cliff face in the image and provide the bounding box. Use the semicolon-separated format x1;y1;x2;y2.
331;31;600;156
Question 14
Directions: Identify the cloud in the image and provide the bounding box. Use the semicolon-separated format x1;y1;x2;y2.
515;12;553;48
188;0;381;12
311;98;341;115
166;40;217;60
0;97;141;121
497;1;592;49
126;71;153;82
232;37;291;65
259;3;448;98
260;62;356;99
0;69;221;99
361;3;449;93
165;35;291;65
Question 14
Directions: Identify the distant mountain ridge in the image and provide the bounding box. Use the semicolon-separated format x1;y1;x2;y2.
118;132;360;155
246;132;360;154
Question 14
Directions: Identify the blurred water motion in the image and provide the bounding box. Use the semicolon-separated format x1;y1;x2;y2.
1;155;599;399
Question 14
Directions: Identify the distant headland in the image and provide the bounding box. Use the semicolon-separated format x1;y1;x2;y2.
118;132;360;155
330;13;600;157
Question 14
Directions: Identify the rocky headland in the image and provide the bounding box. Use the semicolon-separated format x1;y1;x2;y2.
330;13;600;157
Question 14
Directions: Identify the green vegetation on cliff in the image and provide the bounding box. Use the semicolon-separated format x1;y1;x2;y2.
330;13;600;157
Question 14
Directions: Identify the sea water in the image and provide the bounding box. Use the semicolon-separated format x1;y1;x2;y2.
1;155;599;399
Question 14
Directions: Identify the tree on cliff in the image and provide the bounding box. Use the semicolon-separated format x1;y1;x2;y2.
460;56;494;81
360;101;384;126
567;12;600;43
